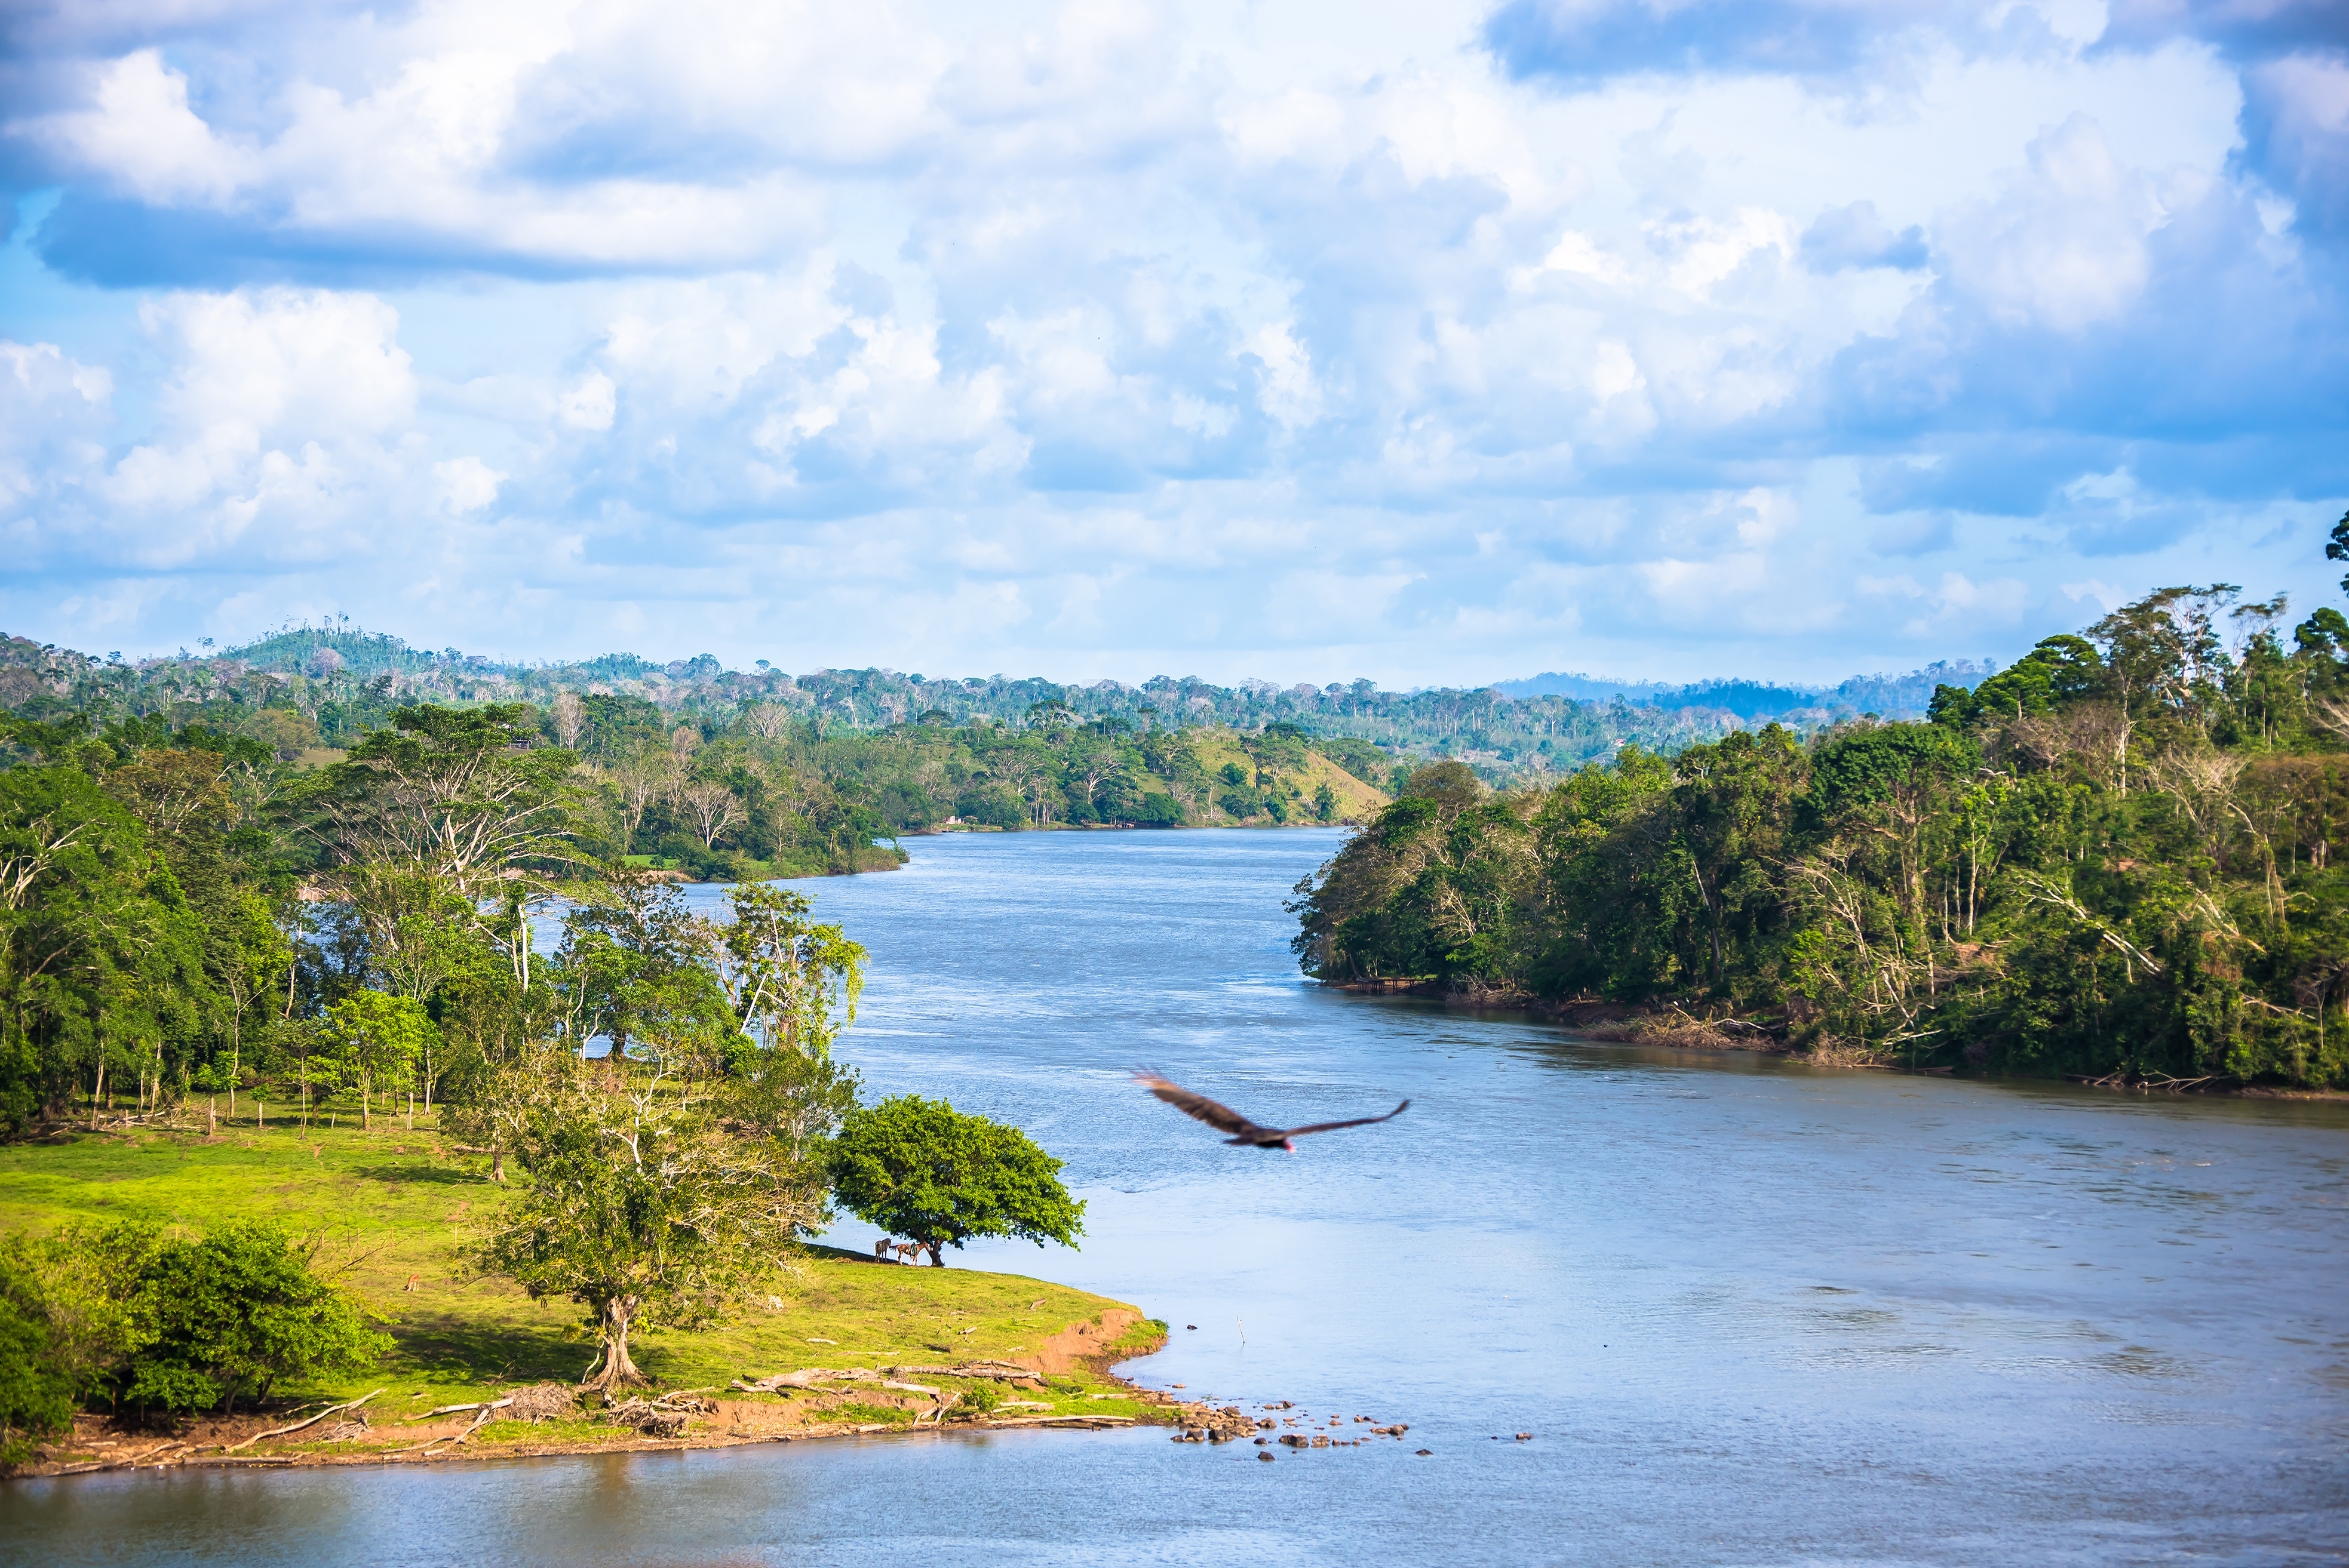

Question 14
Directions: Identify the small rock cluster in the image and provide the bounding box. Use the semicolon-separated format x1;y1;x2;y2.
1164;1394;1419;1457
1167;1404;1261;1444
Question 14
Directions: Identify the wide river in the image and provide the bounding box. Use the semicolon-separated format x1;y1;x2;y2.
8;828;2348;1565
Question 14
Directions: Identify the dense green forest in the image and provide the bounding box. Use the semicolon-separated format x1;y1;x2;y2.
0;616;1418;1141
0;632;1410;880
1291;583;2349;1090
1;623;1987;791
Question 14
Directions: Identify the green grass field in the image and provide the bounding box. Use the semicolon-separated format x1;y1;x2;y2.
0;1109;1165;1441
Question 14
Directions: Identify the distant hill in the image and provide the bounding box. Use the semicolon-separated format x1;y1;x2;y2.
1493;661;1998;721
5;621;2007;788
1488;672;1676;703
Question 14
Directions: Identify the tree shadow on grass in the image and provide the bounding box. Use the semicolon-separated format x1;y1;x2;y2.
386;1314;588;1386
352;1164;494;1185
385;1314;702;1389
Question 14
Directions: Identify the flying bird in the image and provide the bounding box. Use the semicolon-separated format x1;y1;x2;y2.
1132;1071;1409;1151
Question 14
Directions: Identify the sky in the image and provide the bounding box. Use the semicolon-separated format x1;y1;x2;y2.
1;0;2344;688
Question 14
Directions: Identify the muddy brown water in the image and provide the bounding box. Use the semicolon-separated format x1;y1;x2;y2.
7;828;2345;1565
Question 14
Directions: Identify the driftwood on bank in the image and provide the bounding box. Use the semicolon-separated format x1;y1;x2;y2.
421;1400;509;1452
729;1360;1040;1394
2067;1071;2239;1093
403;1398;504;1423
224;1389;385;1453
48;1439;188;1475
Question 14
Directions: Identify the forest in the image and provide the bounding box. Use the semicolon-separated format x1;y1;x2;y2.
1289;584;2349;1090
0;659;1410;1140
0;623;1983;793
0;688;1093;1457
0;638;1405;880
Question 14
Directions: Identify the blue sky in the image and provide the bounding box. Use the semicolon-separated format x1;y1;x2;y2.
1;0;2342;686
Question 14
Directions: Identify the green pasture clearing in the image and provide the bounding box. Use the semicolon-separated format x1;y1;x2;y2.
0;1113;1158;1424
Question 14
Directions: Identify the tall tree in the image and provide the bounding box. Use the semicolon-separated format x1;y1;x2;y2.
830;1095;1084;1267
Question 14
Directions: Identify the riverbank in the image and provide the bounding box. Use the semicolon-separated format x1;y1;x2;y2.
14;1302;1176;1478
0;1115;1173;1477
616;843;907;884
1327;980;2349;1096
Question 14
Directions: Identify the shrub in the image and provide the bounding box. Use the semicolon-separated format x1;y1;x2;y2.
0;1296;73;1466
1;1221;388;1423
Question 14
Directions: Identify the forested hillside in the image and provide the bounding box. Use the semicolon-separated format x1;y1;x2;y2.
1291;586;2349;1090
1;625;1989;788
0;644;1399;1132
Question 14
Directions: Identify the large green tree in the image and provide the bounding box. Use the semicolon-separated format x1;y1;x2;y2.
830;1095;1084;1266
466;1050;823;1388
0;765;214;1130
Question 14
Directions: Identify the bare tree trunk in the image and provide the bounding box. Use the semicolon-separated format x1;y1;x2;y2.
207;1095;217;1140
583;1295;649;1389
926;1241;945;1267
90;1057;105;1130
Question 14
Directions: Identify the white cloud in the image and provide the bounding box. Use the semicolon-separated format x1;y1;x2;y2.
22;50;255;205
1937;113;2176;333
0;0;2339;685
557;371;616;431
433;455;506;513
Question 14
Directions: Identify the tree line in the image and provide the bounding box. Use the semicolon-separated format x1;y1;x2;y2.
1289;582;2349;1090
0;694;1085;1459
4;619;1999;791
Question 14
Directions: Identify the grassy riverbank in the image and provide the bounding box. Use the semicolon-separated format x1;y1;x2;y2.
0;1111;1172;1469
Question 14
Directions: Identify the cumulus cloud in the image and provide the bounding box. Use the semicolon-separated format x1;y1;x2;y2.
2240;50;2349;237
0;0;2341;684
1800;200;1929;272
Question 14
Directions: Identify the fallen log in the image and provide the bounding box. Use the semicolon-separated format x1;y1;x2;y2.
730;1366;880;1392
225;1389;386;1453
403;1398;509;1424
732;1361;1048;1395
50;1439;186;1475
421;1401;508;1453
881;1363;1043;1382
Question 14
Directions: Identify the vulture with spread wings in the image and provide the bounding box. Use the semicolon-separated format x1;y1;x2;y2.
1132;1071;1410;1151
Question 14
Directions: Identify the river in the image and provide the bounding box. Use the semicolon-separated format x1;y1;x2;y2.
7;827;2347;1565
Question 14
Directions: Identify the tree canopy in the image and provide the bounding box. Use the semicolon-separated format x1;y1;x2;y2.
1293;580;2349;1089
830;1095;1085;1265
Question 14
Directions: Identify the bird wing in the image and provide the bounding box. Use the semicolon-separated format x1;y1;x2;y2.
1278;1100;1411;1139
1132;1072;1269;1139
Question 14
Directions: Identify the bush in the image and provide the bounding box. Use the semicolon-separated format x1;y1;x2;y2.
0;1221;388;1424
954;785;1026;830
0;1296;73;1466
1132;792;1187;828
128;1223;388;1413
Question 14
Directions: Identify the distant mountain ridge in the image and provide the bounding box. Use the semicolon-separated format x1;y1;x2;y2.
1493;660;2000;720
3;622;2004;784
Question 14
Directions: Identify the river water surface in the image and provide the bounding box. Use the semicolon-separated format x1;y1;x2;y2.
7;828;2347;1565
